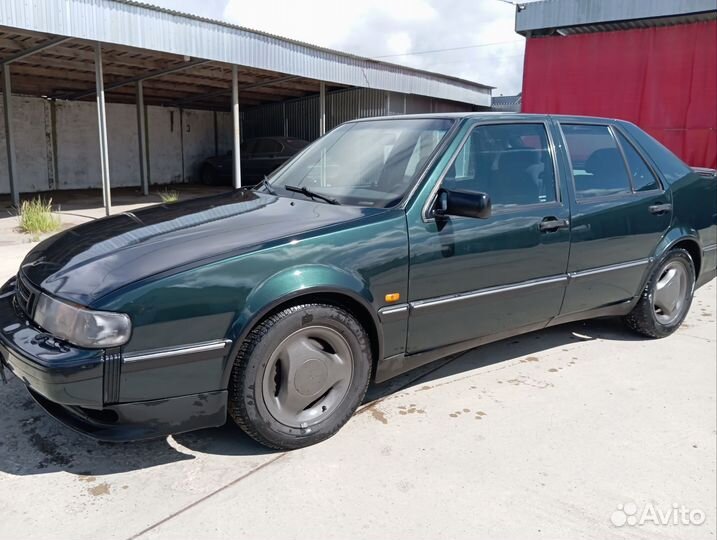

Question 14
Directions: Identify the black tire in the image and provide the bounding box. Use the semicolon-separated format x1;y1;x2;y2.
229;304;372;450
624;248;695;338
200;164;219;186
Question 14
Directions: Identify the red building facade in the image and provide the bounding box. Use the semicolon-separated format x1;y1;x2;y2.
519;6;716;168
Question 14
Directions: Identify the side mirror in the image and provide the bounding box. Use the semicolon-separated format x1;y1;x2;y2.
433;188;491;220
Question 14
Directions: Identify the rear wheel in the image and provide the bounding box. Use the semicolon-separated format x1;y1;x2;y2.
229;303;372;450
624;249;695;338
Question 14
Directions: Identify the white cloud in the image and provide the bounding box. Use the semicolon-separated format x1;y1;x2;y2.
386;32;413;56
158;0;525;95
223;0;436;49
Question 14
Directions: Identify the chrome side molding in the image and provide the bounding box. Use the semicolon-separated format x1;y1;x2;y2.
123;339;231;363
568;258;651;279
377;304;410;322
407;258;653;313
411;275;567;311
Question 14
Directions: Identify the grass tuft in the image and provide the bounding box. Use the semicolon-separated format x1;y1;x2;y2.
158;190;180;204
18;197;61;236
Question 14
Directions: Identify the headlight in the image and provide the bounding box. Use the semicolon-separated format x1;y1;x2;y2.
33;294;131;349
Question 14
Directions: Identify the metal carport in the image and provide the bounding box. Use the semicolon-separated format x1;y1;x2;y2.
0;0;492;214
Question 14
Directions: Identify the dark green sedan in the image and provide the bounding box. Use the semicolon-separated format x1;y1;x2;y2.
1;113;715;449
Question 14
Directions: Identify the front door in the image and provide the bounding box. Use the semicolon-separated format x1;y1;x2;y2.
556;121;673;315
406;120;571;354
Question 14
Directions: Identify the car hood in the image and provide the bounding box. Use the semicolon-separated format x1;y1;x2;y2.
20;190;387;305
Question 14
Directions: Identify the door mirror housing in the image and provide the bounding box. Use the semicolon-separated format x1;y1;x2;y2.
433;188;492;220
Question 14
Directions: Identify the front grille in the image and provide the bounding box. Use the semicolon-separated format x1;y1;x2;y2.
14;273;39;318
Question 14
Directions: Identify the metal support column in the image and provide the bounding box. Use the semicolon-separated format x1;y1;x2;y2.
231;65;241;189
319;82;327;186
136;81;149;196
2;64;19;207
283;102;288;137
319;82;326;136
95;43;111;215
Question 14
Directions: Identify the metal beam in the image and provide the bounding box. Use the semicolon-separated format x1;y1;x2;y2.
173;75;300;107
137;81;149;196
319;81;326;136
2;64;19;207
0;36;72;65
95;43;112;216
59;58;211;101
231;65;241;189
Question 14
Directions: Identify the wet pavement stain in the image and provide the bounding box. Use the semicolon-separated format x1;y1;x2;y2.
370;409;388;425
398;405;425;415
505;376;553;389
548;368;559;373
88;483;110;497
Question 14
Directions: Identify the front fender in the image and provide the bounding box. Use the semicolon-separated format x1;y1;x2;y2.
221;264;380;386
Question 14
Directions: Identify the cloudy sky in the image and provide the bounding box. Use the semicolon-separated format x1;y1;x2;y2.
147;0;525;95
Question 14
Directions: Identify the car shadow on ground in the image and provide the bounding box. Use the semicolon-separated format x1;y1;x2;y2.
0;317;646;477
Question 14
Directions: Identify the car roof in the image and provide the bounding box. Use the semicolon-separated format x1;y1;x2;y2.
348;112;630;125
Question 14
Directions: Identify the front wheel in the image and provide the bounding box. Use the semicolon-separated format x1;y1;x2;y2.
624;248;695;338
229;304;372;450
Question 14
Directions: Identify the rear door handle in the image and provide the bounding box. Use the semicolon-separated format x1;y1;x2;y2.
649;203;672;215
539;217;570;232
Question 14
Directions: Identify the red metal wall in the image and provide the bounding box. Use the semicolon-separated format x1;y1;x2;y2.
522;21;717;168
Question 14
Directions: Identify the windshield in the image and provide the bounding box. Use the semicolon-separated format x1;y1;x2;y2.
266;118;455;207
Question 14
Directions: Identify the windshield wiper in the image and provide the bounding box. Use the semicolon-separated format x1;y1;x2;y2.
284;185;340;205
254;177;277;195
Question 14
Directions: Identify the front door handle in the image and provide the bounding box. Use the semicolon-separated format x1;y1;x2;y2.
539;217;570;232
649;203;672;215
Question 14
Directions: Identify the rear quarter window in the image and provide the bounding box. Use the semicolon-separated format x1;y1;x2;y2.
620;123;692;184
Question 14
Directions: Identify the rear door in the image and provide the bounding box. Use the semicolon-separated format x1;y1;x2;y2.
557;121;672;315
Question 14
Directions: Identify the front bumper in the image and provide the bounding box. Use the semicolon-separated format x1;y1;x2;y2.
0;279;227;441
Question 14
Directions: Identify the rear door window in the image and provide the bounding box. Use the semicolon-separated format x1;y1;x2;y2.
561;124;631;199
615;131;660;192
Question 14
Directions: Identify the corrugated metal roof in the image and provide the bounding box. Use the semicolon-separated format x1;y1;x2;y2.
0;0;492;106
551;11;716;35
491;93;522;111
516;0;716;35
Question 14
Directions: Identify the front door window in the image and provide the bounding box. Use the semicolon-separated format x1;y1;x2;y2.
443;123;557;208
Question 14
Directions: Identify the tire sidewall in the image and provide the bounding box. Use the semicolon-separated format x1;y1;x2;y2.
644;249;695;335
237;305;371;448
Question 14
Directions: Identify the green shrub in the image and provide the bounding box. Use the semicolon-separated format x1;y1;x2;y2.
18;198;61;235
158;190;180;203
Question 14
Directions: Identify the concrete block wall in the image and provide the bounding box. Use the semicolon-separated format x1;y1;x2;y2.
0;94;232;195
